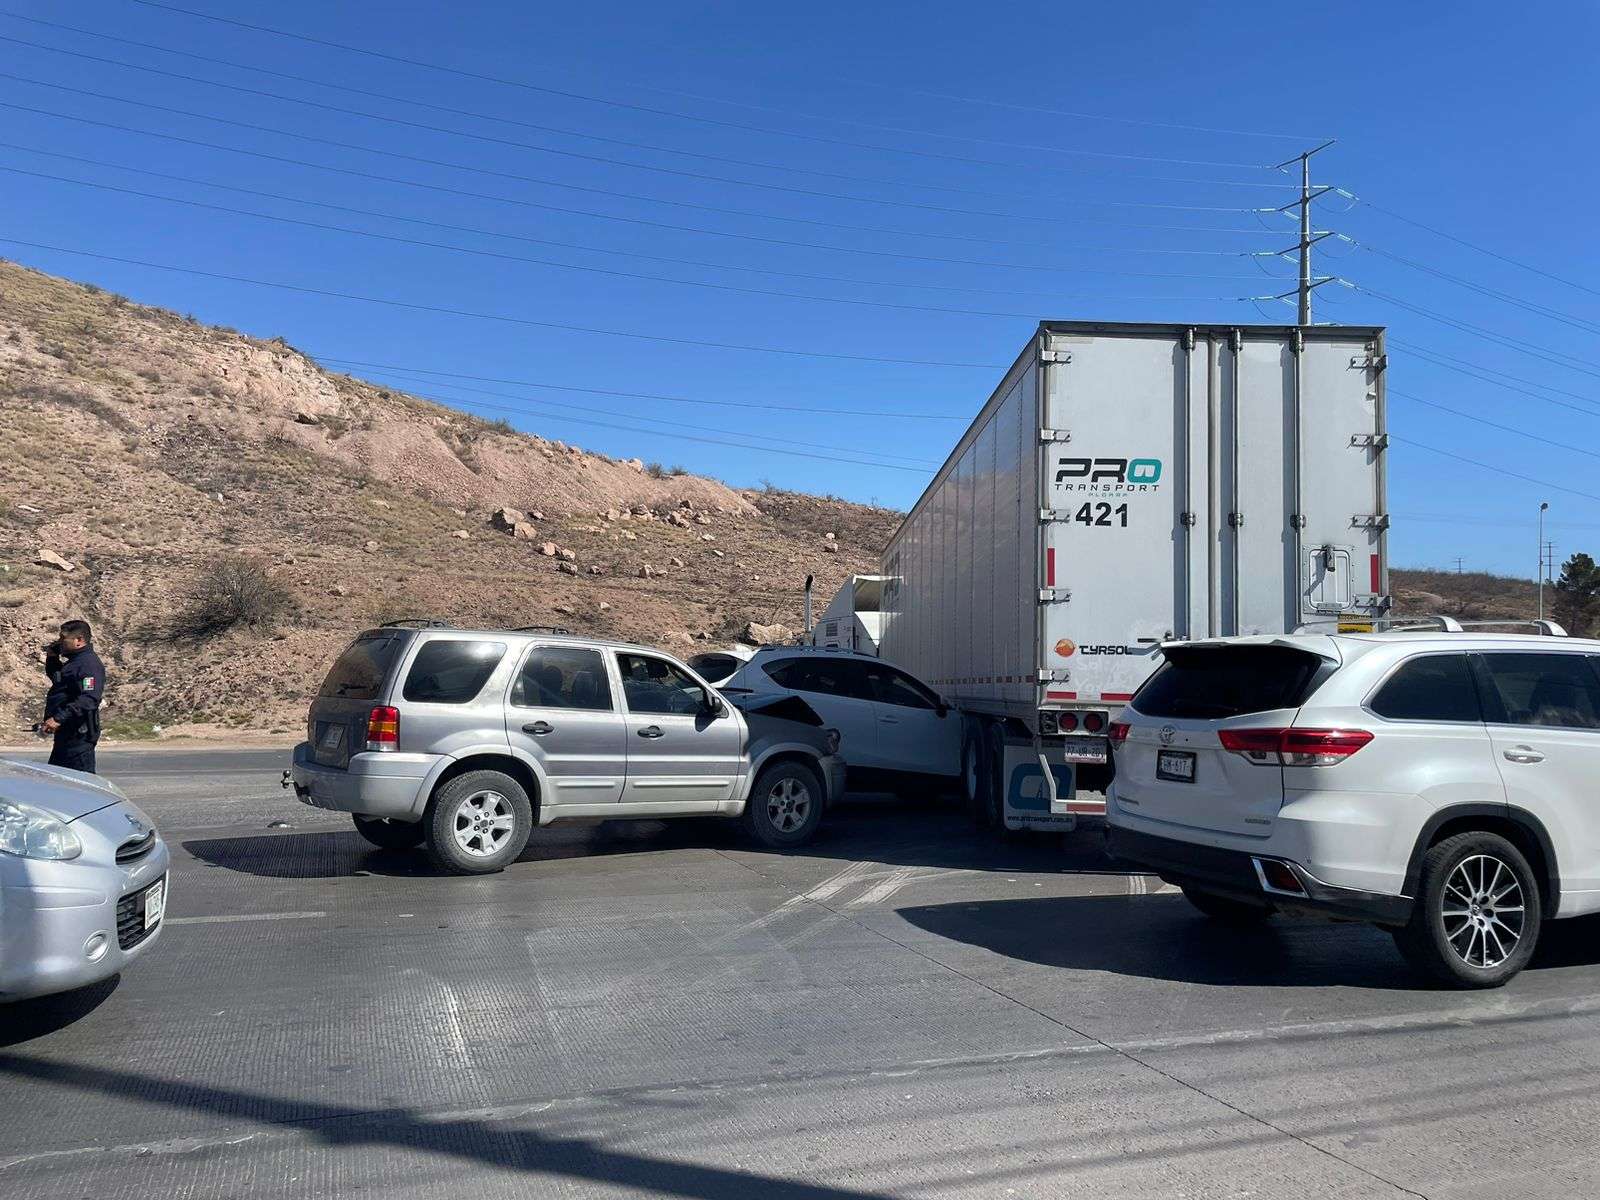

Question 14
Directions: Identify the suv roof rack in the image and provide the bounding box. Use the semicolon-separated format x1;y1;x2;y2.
513;625;572;635
1294;615;1569;637
380;618;456;629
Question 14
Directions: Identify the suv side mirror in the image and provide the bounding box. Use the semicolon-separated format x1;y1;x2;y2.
702;689;726;717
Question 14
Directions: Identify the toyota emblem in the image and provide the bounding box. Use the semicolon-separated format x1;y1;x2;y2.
1159;725;1177;746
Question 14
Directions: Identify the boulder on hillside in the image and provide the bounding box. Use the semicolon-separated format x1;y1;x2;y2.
37;548;75;572
490;506;525;531
449;530;470;540
538;542;558;557
511;521;538;540
556;548;577;562
822;542;840;554
741;620;791;646
556;561;579;576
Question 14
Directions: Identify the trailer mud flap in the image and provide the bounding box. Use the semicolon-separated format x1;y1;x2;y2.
1003;742;1082;831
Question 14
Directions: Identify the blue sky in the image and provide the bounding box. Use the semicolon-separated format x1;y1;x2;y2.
4;0;1599;576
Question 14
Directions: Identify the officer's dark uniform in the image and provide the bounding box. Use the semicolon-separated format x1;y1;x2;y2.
44;643;105;774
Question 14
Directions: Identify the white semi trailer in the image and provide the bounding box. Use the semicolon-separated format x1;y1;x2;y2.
878;321;1390;832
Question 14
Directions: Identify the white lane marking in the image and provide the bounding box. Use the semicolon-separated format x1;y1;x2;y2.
1126;874;1148;896
848;865;932;909
166;911;326;925
1153;882;1181;895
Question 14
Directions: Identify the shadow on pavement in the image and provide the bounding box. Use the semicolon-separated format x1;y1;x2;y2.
0;976;120;1047
897;893;1435;990
0;1052;895;1200
180;800;1141;883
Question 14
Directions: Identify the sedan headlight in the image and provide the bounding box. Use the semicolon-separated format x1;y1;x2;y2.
0;798;83;860
824;728;841;755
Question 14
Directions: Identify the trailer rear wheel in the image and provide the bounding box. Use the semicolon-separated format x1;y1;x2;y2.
962;727;993;830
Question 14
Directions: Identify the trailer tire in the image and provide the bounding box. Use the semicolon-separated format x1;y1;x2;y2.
985;724;1008;833
962;727;992;830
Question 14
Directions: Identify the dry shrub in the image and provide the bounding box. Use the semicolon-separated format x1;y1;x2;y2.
169;556;294;639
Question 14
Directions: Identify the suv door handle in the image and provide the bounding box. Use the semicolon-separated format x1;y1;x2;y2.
637;725;665;739
1503;745;1545;764
522;721;554;736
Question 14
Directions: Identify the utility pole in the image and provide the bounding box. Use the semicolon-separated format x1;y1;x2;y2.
1538;502;1550;620
1453;556;1465;575
1274;140;1336;326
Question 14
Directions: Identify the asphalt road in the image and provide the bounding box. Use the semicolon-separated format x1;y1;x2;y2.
5;749;1600;1198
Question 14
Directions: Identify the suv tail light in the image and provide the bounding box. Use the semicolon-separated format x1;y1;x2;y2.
1218;727;1372;766
1108;721;1131;746
365;706;400;752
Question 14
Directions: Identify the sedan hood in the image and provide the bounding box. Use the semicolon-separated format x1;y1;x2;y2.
0;757;128;821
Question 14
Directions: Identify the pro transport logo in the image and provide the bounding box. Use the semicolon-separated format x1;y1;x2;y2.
1054;456;1163;495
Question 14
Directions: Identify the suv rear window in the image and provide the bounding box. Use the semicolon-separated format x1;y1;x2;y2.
1369;654;1480;722
1132;646;1329;719
317;634;402;700
402;639;507;704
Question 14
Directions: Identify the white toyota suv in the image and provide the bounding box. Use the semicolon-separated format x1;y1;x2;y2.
1106;621;1596;988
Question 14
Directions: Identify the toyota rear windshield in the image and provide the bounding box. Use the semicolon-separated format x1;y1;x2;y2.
317;633;403;700
1130;645;1332;720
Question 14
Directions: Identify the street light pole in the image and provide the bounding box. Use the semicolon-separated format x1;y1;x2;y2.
1538;502;1550;620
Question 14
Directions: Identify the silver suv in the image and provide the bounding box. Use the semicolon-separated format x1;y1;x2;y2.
287;623;846;873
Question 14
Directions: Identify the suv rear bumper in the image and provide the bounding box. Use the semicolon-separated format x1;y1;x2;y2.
288;742;439;819
1107;825;1412;927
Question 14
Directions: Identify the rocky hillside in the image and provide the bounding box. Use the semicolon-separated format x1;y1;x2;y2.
0;260;899;738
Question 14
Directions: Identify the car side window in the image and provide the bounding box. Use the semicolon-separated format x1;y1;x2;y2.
511;647;613;712
615;652;706;716
401;640;507;704
1477;653;1600;730
1368;654;1481;722
866;664;937;710
765;657;875;701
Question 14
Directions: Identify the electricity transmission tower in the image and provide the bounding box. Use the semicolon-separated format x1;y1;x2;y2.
1274;140;1337;325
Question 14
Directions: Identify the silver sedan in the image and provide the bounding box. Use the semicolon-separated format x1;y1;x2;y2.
0;758;169;1002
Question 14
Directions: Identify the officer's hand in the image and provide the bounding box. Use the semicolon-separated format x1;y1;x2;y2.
40;717;59;734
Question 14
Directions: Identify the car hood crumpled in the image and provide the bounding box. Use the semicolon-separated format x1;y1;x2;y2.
0;757;129;821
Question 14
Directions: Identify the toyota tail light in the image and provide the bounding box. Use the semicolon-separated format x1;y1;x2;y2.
1108;721;1131;746
1218;727;1372;766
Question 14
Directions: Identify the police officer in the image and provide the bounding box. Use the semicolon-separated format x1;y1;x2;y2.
40;619;105;774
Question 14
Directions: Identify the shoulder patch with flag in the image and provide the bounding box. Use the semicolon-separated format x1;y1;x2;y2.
81;676;96;691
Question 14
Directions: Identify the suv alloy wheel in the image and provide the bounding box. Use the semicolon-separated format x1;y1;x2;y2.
424;769;534;875
1392;831;1542;988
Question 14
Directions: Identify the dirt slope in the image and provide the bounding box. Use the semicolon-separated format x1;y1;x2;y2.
0;260;899;736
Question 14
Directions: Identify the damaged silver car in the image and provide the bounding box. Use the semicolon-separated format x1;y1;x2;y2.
287;623;845;872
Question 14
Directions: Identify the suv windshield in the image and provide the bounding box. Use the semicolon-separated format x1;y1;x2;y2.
317;633;402;700
1132;645;1330;720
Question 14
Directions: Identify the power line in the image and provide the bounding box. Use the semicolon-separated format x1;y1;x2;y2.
0;148;1271;292
312;357;967;421
1346;281;1600;380
833;76;1320;142
0;49;1263;225
1343;236;1600;337
1390;389;1600;461
0;79;1270;244
392;386;935;474
0;165;1267;318
344;371;942;465
0;107;1261;270
0;237;1011;368
1389;339;1600;420
1391;435;1600;505
1342;190;1600;303
125;0;1276;173
0;16;1299;196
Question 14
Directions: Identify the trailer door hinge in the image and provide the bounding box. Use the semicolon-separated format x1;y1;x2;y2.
1349;432;1390;450
1040;349;1072;364
1038;669;1071;684
1227;511;1245;528
1350;353;1388;371
1038;587;1072;603
1179;511;1198;527
1290;514;1308;530
1039;427;1072;443
1351;513;1391;530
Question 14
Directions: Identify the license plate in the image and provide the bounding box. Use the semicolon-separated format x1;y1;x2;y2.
143;877;166;929
318;724;345;752
1058;735;1108;765
1157;750;1196;783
